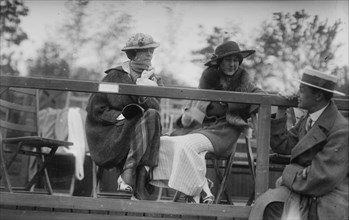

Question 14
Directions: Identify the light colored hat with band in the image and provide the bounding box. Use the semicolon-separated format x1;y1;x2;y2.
122;33;160;51
296;67;345;96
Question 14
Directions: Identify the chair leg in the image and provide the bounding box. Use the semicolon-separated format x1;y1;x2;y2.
69;173;76;196
0;139;13;192
25;147;57;193
214;142;237;204
91;160;104;198
157;187;163;201
43;164;53;194
245;136;256;206
173;190;181;202
91;160;97;198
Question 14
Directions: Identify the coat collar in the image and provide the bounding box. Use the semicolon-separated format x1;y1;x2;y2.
121;61;130;74
291;101;337;159
104;61;130;74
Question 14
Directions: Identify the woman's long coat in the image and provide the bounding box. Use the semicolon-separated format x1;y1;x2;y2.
85;62;161;168
173;66;264;156
249;101;349;220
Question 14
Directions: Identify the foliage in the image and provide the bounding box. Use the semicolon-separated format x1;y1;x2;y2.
0;0;28;46
191;10;347;95
27;42;70;78
191;24;242;65
0;0;28;75
247;10;346;93
50;1;134;80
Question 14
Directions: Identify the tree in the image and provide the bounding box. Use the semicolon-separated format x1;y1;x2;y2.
191;24;242;65
56;0;90;77
28;41;70;78
247;10;347;93
50;1;134;80
0;0;29;75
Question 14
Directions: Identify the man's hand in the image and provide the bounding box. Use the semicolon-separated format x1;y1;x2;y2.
276;106;288;119
275;91;297;119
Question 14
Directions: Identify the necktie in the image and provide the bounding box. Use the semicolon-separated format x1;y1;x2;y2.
305;116;313;132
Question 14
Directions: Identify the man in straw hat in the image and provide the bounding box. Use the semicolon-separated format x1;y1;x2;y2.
249;67;348;220
85;33;163;200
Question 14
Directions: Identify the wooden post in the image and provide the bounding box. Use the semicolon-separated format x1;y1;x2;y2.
255;104;271;198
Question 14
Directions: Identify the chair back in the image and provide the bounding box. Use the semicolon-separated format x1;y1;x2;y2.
0;87;40;139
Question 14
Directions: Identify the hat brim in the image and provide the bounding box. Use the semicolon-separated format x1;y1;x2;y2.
295;78;345;96
204;50;255;66
121;42;160;51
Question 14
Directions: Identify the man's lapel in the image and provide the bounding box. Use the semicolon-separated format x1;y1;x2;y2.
291;101;337;159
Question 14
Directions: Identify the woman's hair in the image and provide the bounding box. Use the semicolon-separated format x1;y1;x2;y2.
199;66;221;89
125;50;137;60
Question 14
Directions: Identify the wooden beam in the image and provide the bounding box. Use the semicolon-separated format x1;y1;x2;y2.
0;75;297;106
255;104;271;198
0;192;251;218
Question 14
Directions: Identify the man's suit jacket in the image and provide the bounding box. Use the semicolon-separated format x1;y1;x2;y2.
249;100;348;220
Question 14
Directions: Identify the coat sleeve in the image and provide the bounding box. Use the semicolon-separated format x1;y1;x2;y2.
137;75;163;110
86;70;138;124
282;119;349;196
86;93;124;125
269;113;301;155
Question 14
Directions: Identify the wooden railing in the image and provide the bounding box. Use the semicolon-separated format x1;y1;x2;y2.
1;75;348;219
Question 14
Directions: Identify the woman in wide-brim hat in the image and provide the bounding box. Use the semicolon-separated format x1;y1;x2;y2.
150;41;265;203
85;33;163;200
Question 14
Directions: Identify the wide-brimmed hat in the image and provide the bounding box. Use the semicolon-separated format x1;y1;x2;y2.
296;67;345;96
204;41;255;66
121;33;160;51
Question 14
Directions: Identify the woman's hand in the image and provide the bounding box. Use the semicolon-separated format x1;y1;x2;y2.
207;101;227;116
136;68;158;86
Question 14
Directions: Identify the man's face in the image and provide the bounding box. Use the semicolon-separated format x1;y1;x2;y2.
298;84;318;111
134;48;154;63
219;55;240;76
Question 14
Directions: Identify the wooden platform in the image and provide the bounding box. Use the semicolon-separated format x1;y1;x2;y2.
0;192;251;220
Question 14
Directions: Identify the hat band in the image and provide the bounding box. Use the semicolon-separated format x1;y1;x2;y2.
302;73;336;91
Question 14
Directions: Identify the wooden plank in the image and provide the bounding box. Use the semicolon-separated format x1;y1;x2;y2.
255;104;271;198
2;76;348;109
0;75;295;106
0;192;251;218
0;208;207;220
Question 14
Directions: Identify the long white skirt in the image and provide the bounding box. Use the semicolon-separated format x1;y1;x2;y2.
150;133;214;196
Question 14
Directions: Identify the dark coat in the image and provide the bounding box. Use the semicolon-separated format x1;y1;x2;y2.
85;63;161;168
173;66;264;156
249;101;349;220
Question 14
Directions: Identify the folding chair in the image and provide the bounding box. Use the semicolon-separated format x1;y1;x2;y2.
171;113;258;205
0;87;73;194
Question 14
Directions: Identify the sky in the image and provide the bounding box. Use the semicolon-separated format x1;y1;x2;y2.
19;0;349;86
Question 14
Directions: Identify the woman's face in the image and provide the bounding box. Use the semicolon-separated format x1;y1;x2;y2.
219;55;240;76
134;48;154;63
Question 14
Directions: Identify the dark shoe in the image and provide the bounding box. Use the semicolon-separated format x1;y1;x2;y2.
134;166;150;200
185;195;200;204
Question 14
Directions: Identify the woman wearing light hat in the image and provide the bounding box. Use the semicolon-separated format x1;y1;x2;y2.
85;33;163;200
150;41;264;203
249;68;348;220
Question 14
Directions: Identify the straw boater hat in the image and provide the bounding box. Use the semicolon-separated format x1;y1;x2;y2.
205;41;255;66
296;67;345;96
121;33;160;51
